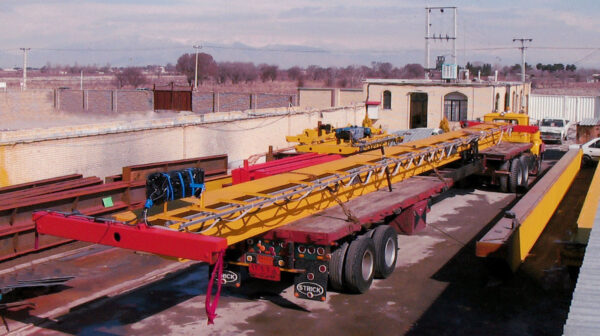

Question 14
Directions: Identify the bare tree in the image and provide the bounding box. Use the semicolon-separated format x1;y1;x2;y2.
176;52;217;85
113;67;148;88
287;66;302;81
259;64;278;82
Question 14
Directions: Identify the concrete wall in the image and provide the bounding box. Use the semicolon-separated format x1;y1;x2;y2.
298;89;334;108
298;88;364;109
338;89;363;106
0;106;365;186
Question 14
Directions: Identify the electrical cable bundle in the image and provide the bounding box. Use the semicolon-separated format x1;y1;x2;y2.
142;168;205;224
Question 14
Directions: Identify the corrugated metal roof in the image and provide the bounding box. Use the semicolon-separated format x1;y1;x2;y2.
563;196;600;335
393;128;440;143
578;118;600;126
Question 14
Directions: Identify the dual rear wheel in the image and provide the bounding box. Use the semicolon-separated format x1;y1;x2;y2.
330;225;398;293
499;156;531;193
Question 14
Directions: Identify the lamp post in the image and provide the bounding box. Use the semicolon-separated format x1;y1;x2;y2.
193;45;202;90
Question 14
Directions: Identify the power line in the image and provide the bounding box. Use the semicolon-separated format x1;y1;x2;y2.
2;44;599;54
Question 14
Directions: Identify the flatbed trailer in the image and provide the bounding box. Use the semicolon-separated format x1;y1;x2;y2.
33;118;544;323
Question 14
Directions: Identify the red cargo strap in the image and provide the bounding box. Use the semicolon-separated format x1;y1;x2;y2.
205;250;225;325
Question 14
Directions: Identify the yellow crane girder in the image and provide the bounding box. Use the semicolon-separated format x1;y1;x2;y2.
143;124;508;246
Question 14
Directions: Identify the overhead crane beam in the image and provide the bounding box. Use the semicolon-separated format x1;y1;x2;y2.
36;124;508;264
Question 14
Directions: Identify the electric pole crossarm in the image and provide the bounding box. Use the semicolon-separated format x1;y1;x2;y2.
513;38;532;83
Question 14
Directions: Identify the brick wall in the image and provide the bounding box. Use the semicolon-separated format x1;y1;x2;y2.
0;89;55;115
57;89;152;114
116;90;153;113
192;92;296;113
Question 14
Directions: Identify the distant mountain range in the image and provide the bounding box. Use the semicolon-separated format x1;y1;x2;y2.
0;39;522;69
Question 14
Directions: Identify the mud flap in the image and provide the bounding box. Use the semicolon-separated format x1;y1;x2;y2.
390;199;430;235
294;259;328;301
209;263;245;288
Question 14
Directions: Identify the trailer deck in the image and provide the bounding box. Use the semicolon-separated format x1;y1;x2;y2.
267;175;452;245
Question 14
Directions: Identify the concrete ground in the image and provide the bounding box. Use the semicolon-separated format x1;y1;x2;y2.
0;140;589;335
1;173;583;336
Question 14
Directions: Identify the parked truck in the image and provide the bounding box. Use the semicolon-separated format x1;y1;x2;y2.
539;117;570;144
33;112;544;322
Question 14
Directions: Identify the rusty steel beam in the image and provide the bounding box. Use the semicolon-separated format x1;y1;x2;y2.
0;174;82;194
0;180;146;262
121;154;228;182
0;177;102;202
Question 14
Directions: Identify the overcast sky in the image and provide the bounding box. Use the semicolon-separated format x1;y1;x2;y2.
1;0;599;68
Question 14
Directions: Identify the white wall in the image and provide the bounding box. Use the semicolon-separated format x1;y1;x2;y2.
0;106;365;186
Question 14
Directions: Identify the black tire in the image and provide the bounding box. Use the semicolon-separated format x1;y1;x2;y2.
344;236;375;293
583;155;593;167
372;226;398;279
329;241;348;292
519;156;530;190
509;158;522;193
499;161;509;193
531;153;543;176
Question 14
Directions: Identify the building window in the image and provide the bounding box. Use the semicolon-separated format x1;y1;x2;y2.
444;92;468;121
494;93;500;112
383;90;391;109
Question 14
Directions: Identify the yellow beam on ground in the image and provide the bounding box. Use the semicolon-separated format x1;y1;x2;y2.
575;161;600;244
513;150;582;268
477;150;582;270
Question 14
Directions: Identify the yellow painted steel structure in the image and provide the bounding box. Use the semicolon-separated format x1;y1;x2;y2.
286;125;403;155
575;162;600;244
484;112;543;156
292;134;404;155
508;150;581;270
205;175;232;191
137;124;507;247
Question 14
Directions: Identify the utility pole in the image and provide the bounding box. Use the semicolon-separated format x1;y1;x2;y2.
193;45;202;90
424;7;457;79
513;38;532;82
425;8;430;79
20;47;31;90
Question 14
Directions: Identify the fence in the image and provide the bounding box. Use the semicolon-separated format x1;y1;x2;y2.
57;89;153;113
192;92;296;113
56;89;295;114
529;94;600;122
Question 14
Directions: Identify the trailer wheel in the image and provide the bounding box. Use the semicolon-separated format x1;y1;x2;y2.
373;226;398;279
329;241;349;292
531;153;543;176
509;158;522;193
519;156;530;190
499;161;509;193
344;236;375;293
